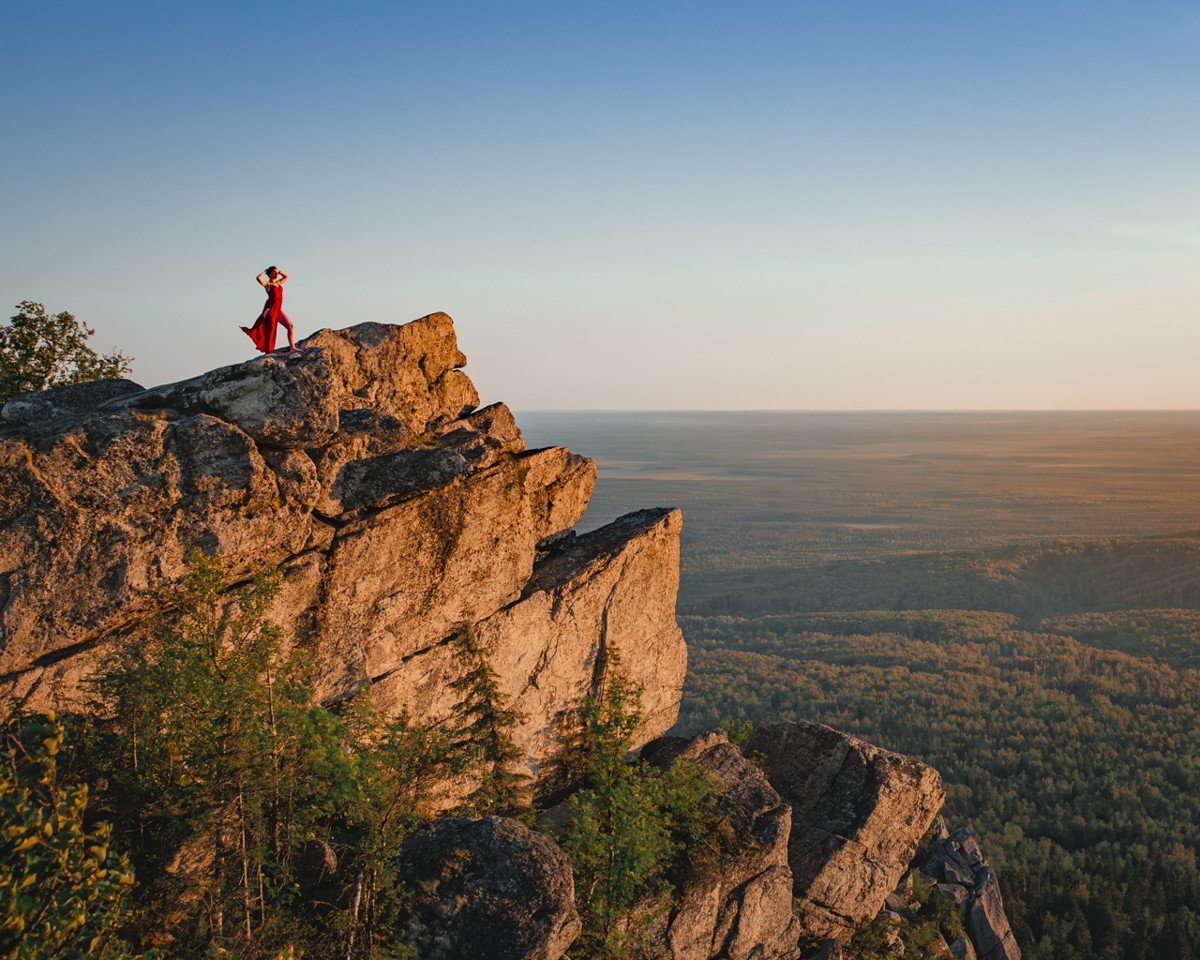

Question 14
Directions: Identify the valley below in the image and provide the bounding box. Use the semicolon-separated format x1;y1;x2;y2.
520;410;1200;960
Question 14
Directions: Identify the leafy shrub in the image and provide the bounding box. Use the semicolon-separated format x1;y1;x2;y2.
1;300;131;406
720;716;754;747
0;712;140;960
562;668;723;960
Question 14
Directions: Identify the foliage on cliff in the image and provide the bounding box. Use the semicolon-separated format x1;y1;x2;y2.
0;714;140;960
563;668;723;959
1;552;722;960
0;301;132;406
69;551;458;958
450;625;532;820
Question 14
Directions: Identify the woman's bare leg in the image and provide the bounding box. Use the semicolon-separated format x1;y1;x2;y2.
279;312;296;350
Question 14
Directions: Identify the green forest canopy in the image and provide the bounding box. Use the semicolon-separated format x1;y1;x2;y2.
677;602;1200;960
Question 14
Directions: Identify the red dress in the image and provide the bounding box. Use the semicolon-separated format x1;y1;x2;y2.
241;283;286;353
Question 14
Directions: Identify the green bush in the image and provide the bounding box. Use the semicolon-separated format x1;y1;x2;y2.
82;550;452;958
562;669;723;960
0;713;140;960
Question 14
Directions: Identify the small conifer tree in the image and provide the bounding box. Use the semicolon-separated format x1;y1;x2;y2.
561;659;724;960
449;625;533;821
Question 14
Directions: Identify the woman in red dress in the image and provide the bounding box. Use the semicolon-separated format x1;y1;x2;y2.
241;266;299;356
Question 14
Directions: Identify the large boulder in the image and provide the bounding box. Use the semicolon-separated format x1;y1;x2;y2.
745;721;945;943
397;817;581;960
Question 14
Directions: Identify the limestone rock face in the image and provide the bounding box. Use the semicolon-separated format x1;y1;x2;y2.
397;817;581;960
924;828;1020;960
745;720;945;943
633;732;800;960
0;314;685;786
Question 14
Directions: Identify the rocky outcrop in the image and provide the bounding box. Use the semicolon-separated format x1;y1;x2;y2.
745;721;945;943
631;732;800;960
0;314;686;787
368;508;686;785
923;824;1021;960
398;817;581;960
0;312;1024;960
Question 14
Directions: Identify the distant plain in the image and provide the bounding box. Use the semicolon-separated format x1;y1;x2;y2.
518;410;1200;960
518;411;1200;570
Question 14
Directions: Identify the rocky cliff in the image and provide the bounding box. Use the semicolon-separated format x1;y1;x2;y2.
0;313;685;787
0;313;1018;959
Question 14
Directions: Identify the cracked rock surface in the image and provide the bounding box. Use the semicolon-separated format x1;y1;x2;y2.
924;824;1021;960
745;720;945;943
0;313;686;790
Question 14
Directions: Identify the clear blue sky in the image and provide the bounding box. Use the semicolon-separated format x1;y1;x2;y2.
3;1;1199;409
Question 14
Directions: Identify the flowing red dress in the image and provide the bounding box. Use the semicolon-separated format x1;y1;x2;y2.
241;283;285;353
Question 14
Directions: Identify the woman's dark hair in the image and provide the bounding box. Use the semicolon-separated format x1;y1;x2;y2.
266;265;278;274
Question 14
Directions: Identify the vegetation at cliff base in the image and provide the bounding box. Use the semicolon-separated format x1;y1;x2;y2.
562;667;724;960
0;301;132;407
1;552;727;959
43;551;460;959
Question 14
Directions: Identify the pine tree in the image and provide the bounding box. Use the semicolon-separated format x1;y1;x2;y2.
448;625;532;821
561;663;723;960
